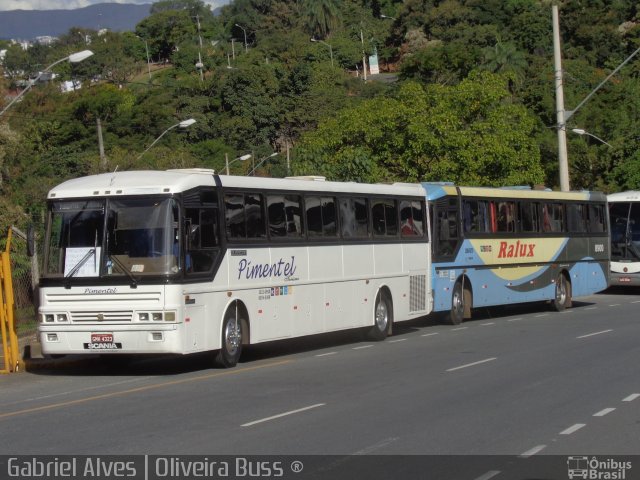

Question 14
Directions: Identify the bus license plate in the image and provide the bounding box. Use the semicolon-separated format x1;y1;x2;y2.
84;333;122;350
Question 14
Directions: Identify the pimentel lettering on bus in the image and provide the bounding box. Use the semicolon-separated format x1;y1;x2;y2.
237;256;297;280
497;241;535;258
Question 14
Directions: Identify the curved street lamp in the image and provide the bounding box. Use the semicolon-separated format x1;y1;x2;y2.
136;118;196;161
310;38;334;68
247;152;278;176
0;49;94;118
225;153;252;175
571;128;612;147
235;23;248;53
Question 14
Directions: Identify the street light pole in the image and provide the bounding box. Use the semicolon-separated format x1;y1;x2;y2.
552;5;570;192
247;152;278;176
360;27;368;81
225;153;252;175
571;128;612;147
310;38;333;67
235;24;248;53
0;49;94;118
136;118;196;161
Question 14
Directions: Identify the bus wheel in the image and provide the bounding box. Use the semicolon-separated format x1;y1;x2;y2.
368;291;391;341
552;274;571;312
448;281;470;325
215;310;244;368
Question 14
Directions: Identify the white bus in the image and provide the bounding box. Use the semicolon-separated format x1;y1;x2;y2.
608;190;640;285
37;170;432;367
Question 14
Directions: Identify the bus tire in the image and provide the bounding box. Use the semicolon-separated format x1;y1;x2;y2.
447;281;471;325
552;273;572;312
215;310;244;368
368;291;392;341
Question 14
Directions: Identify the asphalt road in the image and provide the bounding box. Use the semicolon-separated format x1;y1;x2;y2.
1;288;638;479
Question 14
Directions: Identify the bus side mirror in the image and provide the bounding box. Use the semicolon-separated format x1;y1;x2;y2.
27;224;36;257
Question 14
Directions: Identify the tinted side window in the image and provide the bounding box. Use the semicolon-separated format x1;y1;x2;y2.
519;202;540;233
268;194;303;238
339;197;369;238
400;200;424;237
371;199;397;237
567;203;587;233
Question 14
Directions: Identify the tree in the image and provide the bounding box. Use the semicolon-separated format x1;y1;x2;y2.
294;72;544;186
301;0;342;38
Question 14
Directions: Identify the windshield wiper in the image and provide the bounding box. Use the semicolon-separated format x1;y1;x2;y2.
108;254;138;288
65;248;96;278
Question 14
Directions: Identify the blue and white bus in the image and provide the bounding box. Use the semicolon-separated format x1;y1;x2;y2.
608;191;640;285
37;170;432;367
422;184;609;324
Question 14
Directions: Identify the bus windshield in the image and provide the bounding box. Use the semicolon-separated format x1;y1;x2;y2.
610;202;640;261
43;197;182;278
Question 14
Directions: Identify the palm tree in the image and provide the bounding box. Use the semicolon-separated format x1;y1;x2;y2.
482;40;528;78
301;0;341;39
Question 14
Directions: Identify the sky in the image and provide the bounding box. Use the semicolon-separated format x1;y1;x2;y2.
0;0;230;11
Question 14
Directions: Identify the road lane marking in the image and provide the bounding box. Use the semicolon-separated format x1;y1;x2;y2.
353;345;374;350
560;423;586;435
608;304;621;307
593;408;615;417
631;301;640;304
315;352;338;357
421;333;439;337
519;445;546;458
534;314;548;318
481;322;495;326
446;357;497;372
389;338;407;343
577;329;613;339
241;403;325;427
623;393;640;402
474;470;501;480
353;437;399;455
507;317;523;322
451;327;468;331
0;360;293;421
584;307;598;310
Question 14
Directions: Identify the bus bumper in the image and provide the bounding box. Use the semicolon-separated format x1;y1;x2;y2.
38;324;183;355
610;272;640;286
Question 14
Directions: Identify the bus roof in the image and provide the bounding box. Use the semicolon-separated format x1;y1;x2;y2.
607;190;640;202
421;183;606;202
47;170;427;199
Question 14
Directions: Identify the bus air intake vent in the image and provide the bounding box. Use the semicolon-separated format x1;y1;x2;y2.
410;275;426;312
71;311;133;322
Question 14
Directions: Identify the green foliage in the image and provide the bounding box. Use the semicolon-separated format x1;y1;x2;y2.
294;72;544;186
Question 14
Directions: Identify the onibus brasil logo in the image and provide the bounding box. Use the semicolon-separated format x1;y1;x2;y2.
567;456;632;479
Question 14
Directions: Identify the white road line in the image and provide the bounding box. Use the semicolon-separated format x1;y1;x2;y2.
446;357;497;372
560;309;574;313
353;437;400;455
353;345;374;350
507;317;523;322
519;445;546;458
623;393;640;402
315;352;338;357
593;408;616;417
241;403;326;427
631;300;640;304
421;332;439;337
451;327;468;331
560;423;586;435
609;304;621;307
535;314;548;318
481;322;495;326
584;307;598;310
474;470;501;480
389;338;407;343
576;329;613;339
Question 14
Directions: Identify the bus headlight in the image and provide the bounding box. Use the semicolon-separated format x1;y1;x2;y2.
164;312;176;322
138;312;149;321
152;312;163;321
56;313;68;322
43;314;55;323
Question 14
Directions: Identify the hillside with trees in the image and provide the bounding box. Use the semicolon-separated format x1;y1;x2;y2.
2;0;640;234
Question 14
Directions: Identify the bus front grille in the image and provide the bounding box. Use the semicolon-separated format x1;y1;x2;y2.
71;311;134;322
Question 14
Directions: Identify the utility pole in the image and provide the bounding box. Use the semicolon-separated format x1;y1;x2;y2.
552;4;570;192
360;28;368;81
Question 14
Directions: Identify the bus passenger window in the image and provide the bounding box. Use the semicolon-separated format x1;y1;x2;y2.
339;197;369;238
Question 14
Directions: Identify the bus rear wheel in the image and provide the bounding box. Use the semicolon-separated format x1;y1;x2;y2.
447;281;471;325
215;310;245;368
552;273;572;312
368;291;391;341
